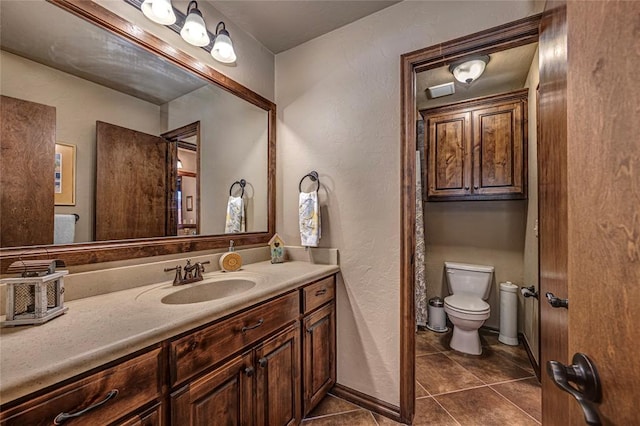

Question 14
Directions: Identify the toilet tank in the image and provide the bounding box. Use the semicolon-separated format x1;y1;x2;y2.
445;262;494;300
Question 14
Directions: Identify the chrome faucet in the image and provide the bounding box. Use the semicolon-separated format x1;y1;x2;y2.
164;259;211;286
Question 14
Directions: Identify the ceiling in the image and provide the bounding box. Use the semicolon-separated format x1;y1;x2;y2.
210;1;402;54
416;43;538;111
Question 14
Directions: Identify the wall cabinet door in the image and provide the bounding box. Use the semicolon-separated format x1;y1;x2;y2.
170;352;254;426
426;111;472;199
255;324;301;426
472;101;525;197
303;302;336;415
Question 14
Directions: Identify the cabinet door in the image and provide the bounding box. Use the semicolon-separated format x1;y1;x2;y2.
472;101;526;198
255;324;301;426
303;302;336;415
170;352;254;426
115;403;162;426
426;111;472;199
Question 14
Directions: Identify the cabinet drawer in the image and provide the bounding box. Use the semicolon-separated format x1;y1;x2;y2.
0;348;161;426
170;292;299;387
302;276;335;314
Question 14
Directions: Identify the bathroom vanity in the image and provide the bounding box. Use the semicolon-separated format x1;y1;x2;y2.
0;260;338;425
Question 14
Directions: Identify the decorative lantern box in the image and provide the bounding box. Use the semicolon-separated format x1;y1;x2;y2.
1;270;68;327
268;233;285;264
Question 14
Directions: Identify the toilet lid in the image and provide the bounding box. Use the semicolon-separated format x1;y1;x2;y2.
444;294;490;313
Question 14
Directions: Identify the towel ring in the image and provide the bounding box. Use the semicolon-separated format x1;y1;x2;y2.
299;171;320;192
229;179;246;197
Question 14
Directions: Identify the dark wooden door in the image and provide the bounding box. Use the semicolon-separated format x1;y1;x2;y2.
0;95;56;247
95;121;169;240
255;324;301;426
540;1;640;424
302;303;335;415
170;352;253;426
425;111;472;199
472;100;526;197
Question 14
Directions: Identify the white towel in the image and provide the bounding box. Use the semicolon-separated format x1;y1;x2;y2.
54;214;75;244
225;196;245;233
299;191;320;247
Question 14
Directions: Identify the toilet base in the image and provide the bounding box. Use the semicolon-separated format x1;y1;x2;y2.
449;326;482;355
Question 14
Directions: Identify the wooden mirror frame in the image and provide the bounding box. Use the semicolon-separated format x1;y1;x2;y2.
399;14;541;423
0;0;276;272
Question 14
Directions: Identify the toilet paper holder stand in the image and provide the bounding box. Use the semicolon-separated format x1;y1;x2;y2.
521;285;539;299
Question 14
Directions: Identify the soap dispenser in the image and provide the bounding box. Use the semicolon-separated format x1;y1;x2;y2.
219;240;242;272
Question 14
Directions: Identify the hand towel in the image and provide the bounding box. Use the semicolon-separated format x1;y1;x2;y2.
225;196;245;233
54;214;76;244
299;191;320;247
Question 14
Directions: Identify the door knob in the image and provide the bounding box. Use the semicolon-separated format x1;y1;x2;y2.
546;353;602;425
545;292;569;308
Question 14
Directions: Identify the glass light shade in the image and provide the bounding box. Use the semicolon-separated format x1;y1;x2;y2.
141;0;176;25
177;158;183;169
180;10;210;47
211;31;236;63
452;59;487;84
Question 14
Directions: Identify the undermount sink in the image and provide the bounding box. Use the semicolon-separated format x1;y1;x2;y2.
161;278;257;305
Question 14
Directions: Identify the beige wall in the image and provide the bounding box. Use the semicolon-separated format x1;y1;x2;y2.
95;0;275;102
425;201;527;330
166;85;269;235
0;51;161;243
275;0;543;406
523;46;540;362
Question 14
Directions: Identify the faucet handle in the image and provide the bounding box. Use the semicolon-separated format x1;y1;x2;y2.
164;265;183;286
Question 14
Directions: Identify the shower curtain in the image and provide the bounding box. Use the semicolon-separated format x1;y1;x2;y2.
415;152;427;327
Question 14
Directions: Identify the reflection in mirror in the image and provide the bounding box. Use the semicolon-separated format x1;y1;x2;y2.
0;0;268;248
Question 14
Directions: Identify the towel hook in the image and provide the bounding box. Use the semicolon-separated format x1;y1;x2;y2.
299;171;320;193
229;179;246;197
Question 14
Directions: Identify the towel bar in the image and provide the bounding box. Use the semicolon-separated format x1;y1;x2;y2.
299;171;320;192
229;179;246;197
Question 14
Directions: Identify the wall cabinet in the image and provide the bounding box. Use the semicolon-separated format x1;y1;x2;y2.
421;89;528;201
1;274;336;426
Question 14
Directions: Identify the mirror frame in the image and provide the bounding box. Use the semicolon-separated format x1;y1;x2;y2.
0;0;276;272
398;14;541;423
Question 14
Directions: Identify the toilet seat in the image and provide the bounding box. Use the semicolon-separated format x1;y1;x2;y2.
444;294;490;315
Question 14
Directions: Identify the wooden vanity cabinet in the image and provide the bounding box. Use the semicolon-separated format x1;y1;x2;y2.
301;276;336;416
0;348;163;426
421;89;528;201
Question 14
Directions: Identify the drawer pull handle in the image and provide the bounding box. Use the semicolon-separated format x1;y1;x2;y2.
189;341;198;351
258;357;268;368
241;318;264;333
315;288;327;296
244;366;255;377
53;389;119;424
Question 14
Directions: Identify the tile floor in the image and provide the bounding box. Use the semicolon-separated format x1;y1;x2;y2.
302;329;541;425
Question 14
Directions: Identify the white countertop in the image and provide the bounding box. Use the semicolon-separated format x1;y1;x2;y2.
0;260;339;404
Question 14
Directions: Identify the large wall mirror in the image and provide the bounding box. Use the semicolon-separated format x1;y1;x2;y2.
0;0;275;270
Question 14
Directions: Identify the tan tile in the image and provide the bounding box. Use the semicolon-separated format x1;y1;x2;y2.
417;329;451;352
371;412;406;425
479;329;500;347
302;409;377;425
415;353;484;395
435;387;538;425
307;394;362;418
490;343;536;373
415;380;430;398
445;347;533;385
416;330;442;355
491;378;542;422
413;397;458;425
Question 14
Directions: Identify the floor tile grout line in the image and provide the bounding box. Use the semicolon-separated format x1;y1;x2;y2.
303;408;364;421
416;379;431;396
488;385;541;424
488;376;538;387
369;410;381;426
440;351;491;386
427;383;490;398
430;395;463;426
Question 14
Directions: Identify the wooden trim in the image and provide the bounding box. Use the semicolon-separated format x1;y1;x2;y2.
0;0;276;272
419;88;529;116
399;13;541;424
177;171;197;178
521;332;541;381
330;384;401;423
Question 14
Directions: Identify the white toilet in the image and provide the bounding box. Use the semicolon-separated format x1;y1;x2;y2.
443;262;494;355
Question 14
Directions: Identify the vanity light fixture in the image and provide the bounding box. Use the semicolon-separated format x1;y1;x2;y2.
449;55;490;84
180;1;210;47
177;158;183;169
211;21;237;63
141;0;176;25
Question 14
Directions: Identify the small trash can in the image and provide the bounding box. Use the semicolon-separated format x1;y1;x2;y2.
427;297;448;333
499;281;519;345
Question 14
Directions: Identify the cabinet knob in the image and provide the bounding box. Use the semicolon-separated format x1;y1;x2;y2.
258;357;268;368
244;366;255;377
465;186;470;190
474;185;479;190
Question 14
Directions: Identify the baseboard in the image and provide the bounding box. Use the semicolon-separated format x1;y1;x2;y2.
520;332;541;381
330;383;403;423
